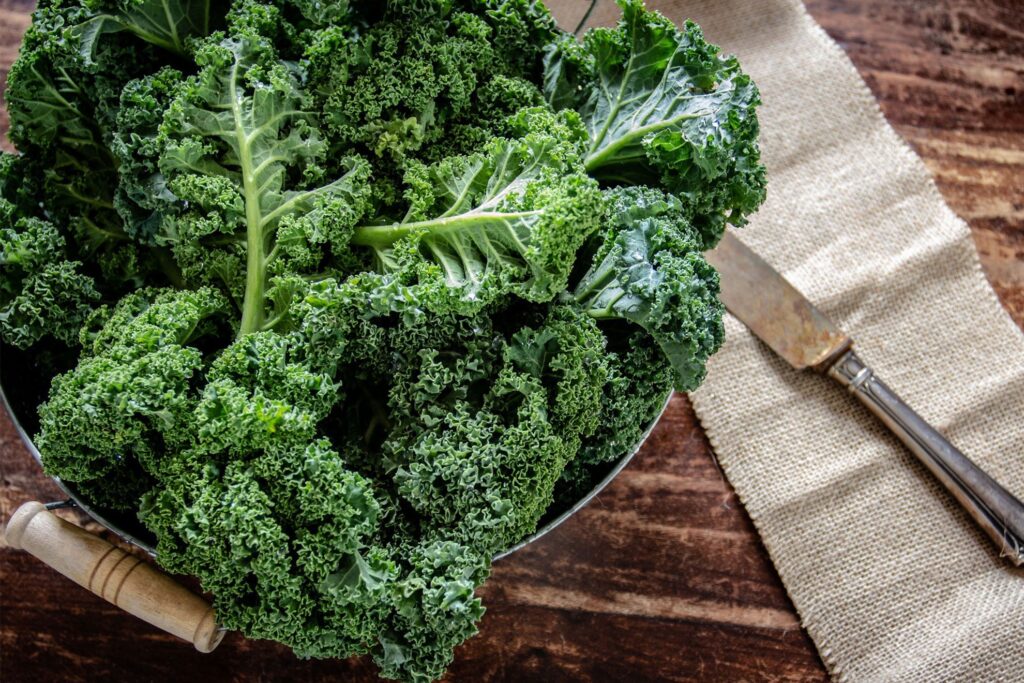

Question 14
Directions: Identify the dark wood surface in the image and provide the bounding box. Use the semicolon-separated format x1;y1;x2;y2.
1;1;1021;681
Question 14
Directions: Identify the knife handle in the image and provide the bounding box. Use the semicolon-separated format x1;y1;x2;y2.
828;350;1024;566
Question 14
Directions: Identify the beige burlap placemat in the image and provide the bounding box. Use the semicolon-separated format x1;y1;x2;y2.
554;0;1024;679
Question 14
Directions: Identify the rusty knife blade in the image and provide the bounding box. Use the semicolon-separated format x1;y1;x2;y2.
705;232;851;371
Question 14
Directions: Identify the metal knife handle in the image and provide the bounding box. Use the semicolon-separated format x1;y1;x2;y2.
828;350;1024;566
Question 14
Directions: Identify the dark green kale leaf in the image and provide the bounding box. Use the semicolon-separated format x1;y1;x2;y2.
156;34;373;334
301;0;561;206
570;186;724;392
546;0;766;246
0;215;101;349
111;66;185;243
5;0;179;298
139;438;395;659
35;287;228;490
79;0;220;60
351;109;602;314
555;328;673;506
372;540;488;682
383;304;608;556
0;152;101;349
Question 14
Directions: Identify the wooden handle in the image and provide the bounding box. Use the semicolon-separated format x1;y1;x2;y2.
4;502;225;652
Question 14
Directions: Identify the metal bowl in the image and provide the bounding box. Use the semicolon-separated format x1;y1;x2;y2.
1;355;672;559
495;390;672;560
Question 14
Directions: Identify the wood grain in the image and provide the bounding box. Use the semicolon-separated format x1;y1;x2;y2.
1;1;1021;681
0;0;30;154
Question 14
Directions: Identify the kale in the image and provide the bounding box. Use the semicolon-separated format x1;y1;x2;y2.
3;1;766;680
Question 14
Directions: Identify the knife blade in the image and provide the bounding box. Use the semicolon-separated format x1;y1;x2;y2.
705;232;851;371
705;231;1024;566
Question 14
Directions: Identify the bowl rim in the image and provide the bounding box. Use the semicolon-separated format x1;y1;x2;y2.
1;382;161;554
1;383;673;560
493;390;672;560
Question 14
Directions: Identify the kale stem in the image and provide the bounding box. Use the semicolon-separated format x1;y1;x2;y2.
232;57;266;338
585;112;703;172
352;210;542;248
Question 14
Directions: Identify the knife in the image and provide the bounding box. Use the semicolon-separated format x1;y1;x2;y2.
705;231;1024;566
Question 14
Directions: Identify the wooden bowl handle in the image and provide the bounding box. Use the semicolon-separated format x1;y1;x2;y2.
4;501;224;653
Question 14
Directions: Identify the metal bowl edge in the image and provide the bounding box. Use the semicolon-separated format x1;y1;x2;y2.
2;382;673;561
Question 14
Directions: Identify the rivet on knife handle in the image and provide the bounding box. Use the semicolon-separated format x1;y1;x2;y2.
828;350;1024;566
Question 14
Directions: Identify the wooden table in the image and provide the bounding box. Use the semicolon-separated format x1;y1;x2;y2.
1;1;1021;680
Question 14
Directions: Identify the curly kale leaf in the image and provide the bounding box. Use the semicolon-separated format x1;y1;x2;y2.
351;109;602;313
385;305;607;555
0;215;101;349
5;1;175;295
5;1;116;156
373;540;488;683
78;0;219;60
301;0;559;207
541;32;593;112
303;8;496;165
555;328;673;505
466;0;560;77
139;438;395;658
193;329;340;457
547;0;766;245
570;187;724;392
158;35;372;334
36;287;228;486
111;67;185;243
0;152;101;349
6;1;127;232
504;304;610;441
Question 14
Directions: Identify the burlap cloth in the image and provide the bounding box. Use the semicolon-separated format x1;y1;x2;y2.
554;0;1024;680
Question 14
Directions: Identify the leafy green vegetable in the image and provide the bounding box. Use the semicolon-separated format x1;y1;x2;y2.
0;153;101;348
155;34;372;334
35;287;228;490
351;109;602;312
3;1;766;680
386;305;608;555
3;0;206;326
554;327;673;507
140;438;396;658
546;0;766;246
78;0;217;59
570;187;724;391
